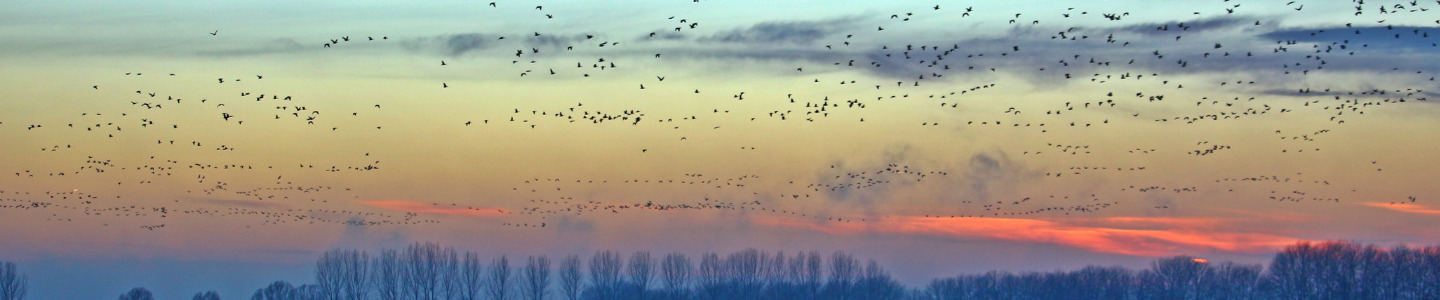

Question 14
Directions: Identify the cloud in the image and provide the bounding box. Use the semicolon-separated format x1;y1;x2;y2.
816;147;1042;219
820;143;925;206
827;17;1435;85
551;215;596;234
960;151;1038;202
1068;216;1224;229
403;32;591;56
361;200;507;218
701;16;864;45
332;216;409;250
1115;16;1259;37
1362;202;1440;216
1258;26;1440;53
433;33;500;56
759;215;1297;256
1260;88;1440;99
621;16;868;70
639;31;688;41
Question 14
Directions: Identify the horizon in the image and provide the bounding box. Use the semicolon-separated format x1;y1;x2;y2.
2;240;1435;299
2;0;1438;299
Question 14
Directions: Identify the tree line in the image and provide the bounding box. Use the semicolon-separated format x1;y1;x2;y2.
0;240;1437;299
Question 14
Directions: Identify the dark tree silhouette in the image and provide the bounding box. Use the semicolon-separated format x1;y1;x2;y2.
762;251;786;291
626;251;655;299
695;252;722;299
118;287;154;300
105;240;1437;300
588;250;622;300
400;242;448;300
660;253;693;299
191;291;221;300
1139;255;1209;299
251;281;295;300
372;249;401;300
823;251;860;300
559;254;583;300
1260;240;1440;299
293;284;321;300
522;255;551;300
799;251;822;299
1387;245;1434;298
486;255;513;300
915;240;1440;300
316;249;370;300
458;252;484;300
727;249;763;300
0;262;24;300
1071;265;1134;299
853;260;905;300
440;248;461;300
1203;261;1260;299
766;251;809;300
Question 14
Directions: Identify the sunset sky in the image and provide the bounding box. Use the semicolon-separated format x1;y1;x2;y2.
2;0;1439;298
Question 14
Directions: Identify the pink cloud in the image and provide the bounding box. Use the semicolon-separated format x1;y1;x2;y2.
1362;202;1440;216
758;215;1298;256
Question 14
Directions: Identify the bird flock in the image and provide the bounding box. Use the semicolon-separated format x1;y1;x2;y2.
0;0;1436;248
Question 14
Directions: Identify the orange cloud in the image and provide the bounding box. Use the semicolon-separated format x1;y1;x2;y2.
1069;216;1224;229
362;200;508;218
758;215;1296;256
1362;202;1440;216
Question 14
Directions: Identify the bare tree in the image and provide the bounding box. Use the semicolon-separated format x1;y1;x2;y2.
1204;261;1260;299
1390;246;1427;299
344;251;372;300
1143;256;1210;299
293;284;321;300
1261;240;1394;299
558;255;583;300
1418;245;1440;297
522;255;551;300
802;251;822;298
661;253;693;296
0;262;25;300
1072;265;1133;299
779;252;809;299
119;287;154;300
855;260;904;300
783;251;822;299
317;249;370;300
439;248;461;300
727;249;763;299
402;242;447;300
824;251;859;300
765;251;787;285
374;249;402;300
191;291;221;300
486;255;513;300
627;251;655;293
251;281;294;300
457;252;484;300
590;250;623;300
697;252;723;298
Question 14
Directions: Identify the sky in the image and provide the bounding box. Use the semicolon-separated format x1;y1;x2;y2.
2;0;1439;298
